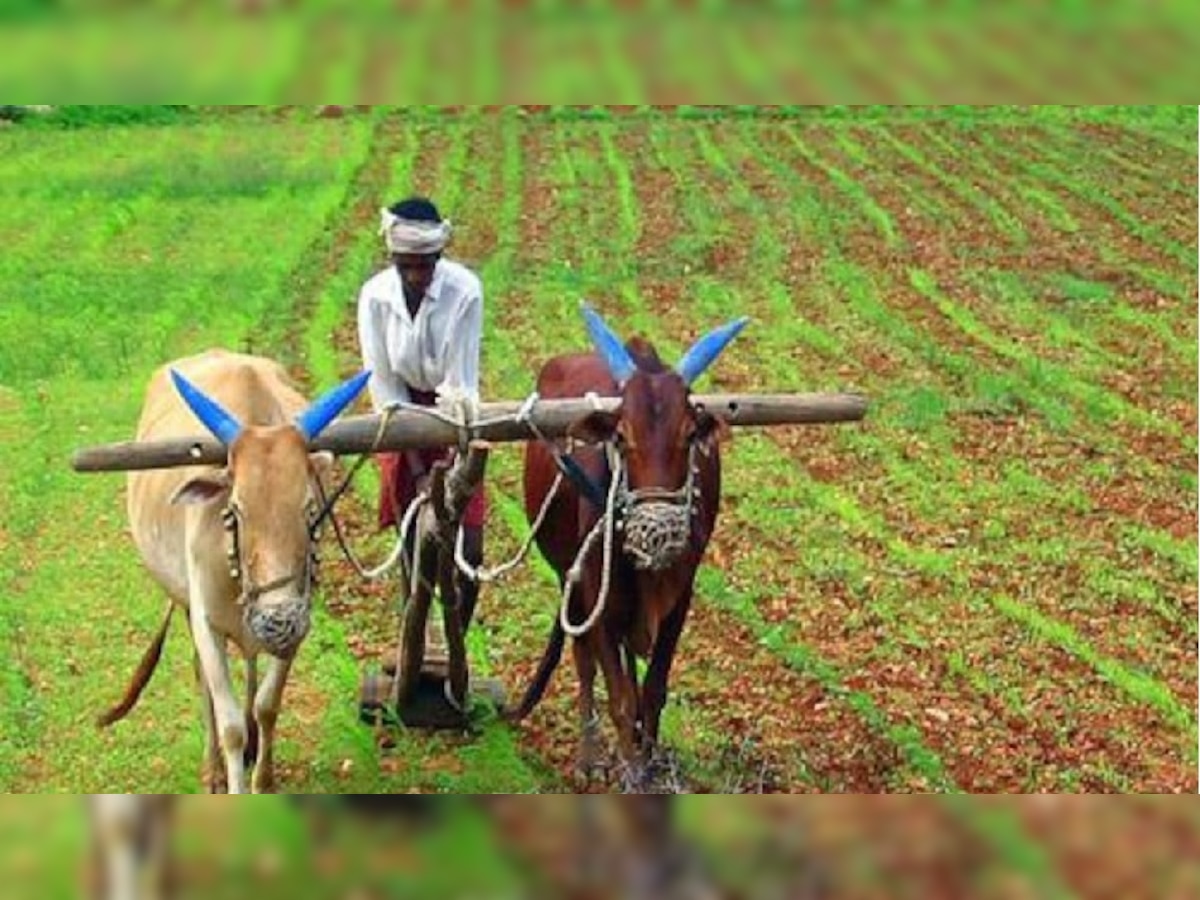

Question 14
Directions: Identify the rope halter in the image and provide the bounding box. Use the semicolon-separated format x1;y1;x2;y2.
220;493;322;658
616;440;701;572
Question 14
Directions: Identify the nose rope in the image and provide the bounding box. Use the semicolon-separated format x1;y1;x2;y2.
559;452;623;638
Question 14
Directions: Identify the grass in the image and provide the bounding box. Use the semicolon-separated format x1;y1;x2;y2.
0;798;535;900
941;797;1078;900
0;118;381;793
702;116;1192;777
699;566;959;793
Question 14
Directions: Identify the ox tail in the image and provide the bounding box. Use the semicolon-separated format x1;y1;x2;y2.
504;619;566;722
96;601;175;728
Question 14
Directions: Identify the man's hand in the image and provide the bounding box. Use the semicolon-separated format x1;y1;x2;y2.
405;450;429;496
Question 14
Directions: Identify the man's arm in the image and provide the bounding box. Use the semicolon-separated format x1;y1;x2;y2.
357;287;409;411
440;287;482;402
357;288;427;484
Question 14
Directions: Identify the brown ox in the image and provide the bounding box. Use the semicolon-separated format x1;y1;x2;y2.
97;349;369;794
509;304;747;790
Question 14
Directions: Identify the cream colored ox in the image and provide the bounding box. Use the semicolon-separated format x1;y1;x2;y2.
97;349;369;794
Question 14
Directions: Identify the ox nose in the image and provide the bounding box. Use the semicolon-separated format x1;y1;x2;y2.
245;596;311;658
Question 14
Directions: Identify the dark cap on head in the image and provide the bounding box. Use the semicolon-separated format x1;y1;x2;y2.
388;196;442;223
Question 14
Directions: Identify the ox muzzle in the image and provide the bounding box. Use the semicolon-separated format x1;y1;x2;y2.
244;594;311;659
617;441;701;572
221;502;317;659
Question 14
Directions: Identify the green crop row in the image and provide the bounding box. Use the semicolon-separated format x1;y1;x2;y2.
661;119;1195;774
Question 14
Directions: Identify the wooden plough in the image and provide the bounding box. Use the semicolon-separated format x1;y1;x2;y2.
72;390;868;731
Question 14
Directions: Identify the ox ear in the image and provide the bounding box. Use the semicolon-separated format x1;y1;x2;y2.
295;369;371;442
581;302;637;386
675;316;750;387
692;409;732;455
170;369;242;445
307;450;335;487
170;471;232;506
566;410;620;446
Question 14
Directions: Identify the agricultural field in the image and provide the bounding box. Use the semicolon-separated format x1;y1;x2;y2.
0;105;1196;889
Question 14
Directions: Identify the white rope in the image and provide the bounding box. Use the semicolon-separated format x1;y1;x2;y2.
451;391;564;585
401;493;432;605
454;469;563;584
330;391;609;619
559;453;622;638
324;407;412;581
382;397;528;432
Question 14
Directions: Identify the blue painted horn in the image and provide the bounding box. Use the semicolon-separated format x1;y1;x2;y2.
295;369;371;442
171;367;371;446
580;301;637;385
170;369;243;445
675;316;750;386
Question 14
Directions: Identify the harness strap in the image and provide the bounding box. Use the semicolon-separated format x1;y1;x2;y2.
553;451;608;510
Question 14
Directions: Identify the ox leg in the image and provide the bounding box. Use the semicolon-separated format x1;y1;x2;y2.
572;636;606;786
593;630;644;791
193;652;225;794
89;795;139;900
243;655;259;772
617;796;718;900
641;586;693;781
137;798;175;900
190;602;247;794
251;653;293;794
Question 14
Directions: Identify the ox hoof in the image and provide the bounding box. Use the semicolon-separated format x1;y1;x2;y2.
573;749;611;789
616;761;657;794
644;747;688;793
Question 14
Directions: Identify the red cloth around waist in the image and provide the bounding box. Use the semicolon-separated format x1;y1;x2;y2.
375;387;487;531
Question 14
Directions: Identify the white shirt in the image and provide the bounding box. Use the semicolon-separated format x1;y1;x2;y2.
356;259;483;410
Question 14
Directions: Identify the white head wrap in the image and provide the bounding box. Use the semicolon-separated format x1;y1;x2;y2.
379;207;452;254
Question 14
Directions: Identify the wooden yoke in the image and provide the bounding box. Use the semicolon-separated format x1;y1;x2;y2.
71;393;869;473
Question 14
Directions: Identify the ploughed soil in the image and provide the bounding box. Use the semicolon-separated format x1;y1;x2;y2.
267;109;1196;890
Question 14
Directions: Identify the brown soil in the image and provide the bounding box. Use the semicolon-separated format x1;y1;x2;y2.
294;113;1194;799
650;119;1196;792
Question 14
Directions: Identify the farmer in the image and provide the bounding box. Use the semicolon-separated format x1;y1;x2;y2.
356;195;487;637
